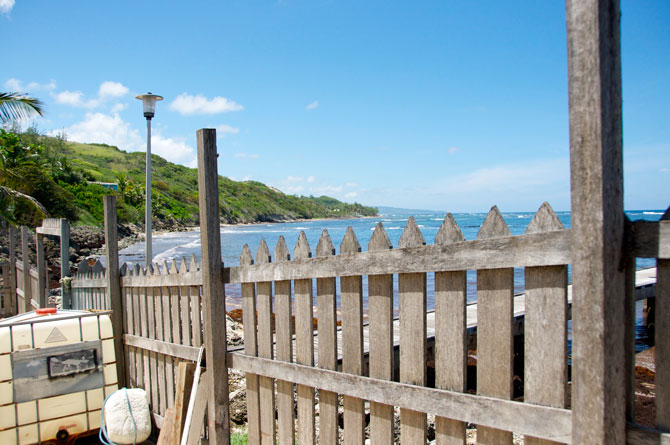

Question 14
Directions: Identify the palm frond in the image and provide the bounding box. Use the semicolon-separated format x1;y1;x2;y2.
0;185;49;223
0;92;45;123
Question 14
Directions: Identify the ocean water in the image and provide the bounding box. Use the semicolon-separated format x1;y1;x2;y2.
116;209;663;351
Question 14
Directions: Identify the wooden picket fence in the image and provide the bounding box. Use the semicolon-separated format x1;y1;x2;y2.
71;259;109;310
229;203;574;444
1;226;49;315
68;198;669;444
71;253;205;422
0;260;16;317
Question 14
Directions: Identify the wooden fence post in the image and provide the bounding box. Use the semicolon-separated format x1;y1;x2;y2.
104;195;126;388
566;0;626;443
60;218;71;309
9;225;17;315
196;128;230;445
21;226;30;312
36;233;46;308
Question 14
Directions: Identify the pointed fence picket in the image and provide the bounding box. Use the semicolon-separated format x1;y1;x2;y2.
340;227;365;445
274;236;295;445
294;232;316;445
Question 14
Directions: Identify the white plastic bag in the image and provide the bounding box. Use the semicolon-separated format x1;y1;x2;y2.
101;388;152;444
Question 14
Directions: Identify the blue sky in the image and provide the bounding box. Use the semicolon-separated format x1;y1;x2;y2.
2;1;669;212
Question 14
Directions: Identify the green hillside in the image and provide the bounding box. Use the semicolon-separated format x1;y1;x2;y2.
0;129;377;227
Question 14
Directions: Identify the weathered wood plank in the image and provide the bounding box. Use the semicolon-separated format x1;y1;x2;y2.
121;270;202;287
524;203;568;445
186;370;210;445
21;226;30;313
629;220;670;259
657;208;670;430
161;262;176;411
340;227;365;445
173;361;196;442
171;259;184;402
398;217;427;443
256;240;276;445
133;276;145;389
567;0;626;442
274;236;295;445
316;229;339;445
476;207;513;444
36;233;46;308
123;334;200;361
190;280;202;348
227;353;572;443
180;259;192;348
124;285;136;387
368;223;395;444
294;231;316;445
141;269;154;406
240;245;261;445
153;266;167;416
147;277;160;412
189;256;201;347
196;128;230;444
434;214;467;445
228;230;571;283
8;226;16;315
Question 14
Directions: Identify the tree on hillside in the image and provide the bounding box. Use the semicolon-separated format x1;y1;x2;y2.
0;92;44;123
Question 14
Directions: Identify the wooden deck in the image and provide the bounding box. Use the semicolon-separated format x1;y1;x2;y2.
229;267;658;364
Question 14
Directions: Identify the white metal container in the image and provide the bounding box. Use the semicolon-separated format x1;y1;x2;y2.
0;309;118;444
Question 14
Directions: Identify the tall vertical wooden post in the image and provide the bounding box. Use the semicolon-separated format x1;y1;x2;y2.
566;0;625;443
21;226;31;312
36;233;46;308
104;196;126;388
60;218;71;309
8;226;17;315
197;128;230;445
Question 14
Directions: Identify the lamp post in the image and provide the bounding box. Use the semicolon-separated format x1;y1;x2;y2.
135;92;163;267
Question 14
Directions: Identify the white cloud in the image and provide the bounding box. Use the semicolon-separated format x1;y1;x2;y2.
447;158;567;193
53;90;99;108
170;93;243;115
55;112;142;150
315;185;343;194
4;78;22;90
0;0;14;14
111;103;127;113
448;146;461;154
53;112;196;165
151;135;196;165
98;81;129;98
306;100;319;110
234;152;260;159
52;81;129;109
661;168;670;173
272;175;361;201
4;78;56;92
216;124;240;135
